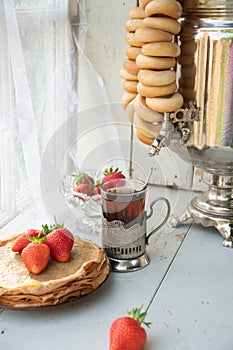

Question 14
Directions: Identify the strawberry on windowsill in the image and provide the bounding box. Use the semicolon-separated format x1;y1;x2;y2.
109;305;151;350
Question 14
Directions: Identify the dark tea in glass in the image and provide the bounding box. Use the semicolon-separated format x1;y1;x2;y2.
101;179;146;228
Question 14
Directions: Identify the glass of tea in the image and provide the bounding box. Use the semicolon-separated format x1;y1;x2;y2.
101;178;146;229
100;178;170;271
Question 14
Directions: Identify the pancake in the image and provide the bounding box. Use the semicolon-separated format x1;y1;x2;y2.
0;234;110;308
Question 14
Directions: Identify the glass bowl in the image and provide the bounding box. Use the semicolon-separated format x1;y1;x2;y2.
59;169;102;235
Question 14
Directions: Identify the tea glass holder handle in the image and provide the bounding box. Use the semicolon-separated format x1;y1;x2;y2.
146;197;171;244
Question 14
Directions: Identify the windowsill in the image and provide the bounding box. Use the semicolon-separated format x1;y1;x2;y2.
0;210;19;230
0;198;49;239
0;184;198;243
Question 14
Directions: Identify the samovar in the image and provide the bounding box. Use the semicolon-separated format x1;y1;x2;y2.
149;0;233;247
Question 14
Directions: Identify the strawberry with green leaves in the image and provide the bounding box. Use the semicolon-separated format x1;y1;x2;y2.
46;228;74;262
42;219;74;263
72;169;103;197
21;236;50;275
109;305;150;350
102;166;126;190
72;169;94;186
102;166;126;184
12;229;44;253
72;169;95;196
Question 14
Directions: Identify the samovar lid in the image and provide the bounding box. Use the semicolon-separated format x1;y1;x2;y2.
180;0;233;17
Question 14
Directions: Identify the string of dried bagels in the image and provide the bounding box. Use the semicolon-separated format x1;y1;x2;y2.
120;0;183;145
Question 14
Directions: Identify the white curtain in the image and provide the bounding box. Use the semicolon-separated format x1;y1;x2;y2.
0;0;80;224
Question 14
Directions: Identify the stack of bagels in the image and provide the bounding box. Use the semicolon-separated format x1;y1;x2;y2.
120;0;183;145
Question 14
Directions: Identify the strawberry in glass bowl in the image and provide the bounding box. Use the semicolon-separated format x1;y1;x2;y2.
60;169;102;234
60;166;127;235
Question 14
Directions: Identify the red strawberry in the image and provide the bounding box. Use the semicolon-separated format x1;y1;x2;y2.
109;306;150;350
12;229;43;253
102;166;126;184
72;169;94;186
72;169;95;197
45;227;74;262
21;237;50;275
93;181;101;195
102;166;126;190
75;182;94;196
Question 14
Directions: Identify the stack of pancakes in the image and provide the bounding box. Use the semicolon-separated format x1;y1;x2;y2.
0;234;110;309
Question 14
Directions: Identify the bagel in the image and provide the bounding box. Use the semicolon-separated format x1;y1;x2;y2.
138;69;176;87
142;42;181;57
134;124;156;139
125;19;143;32
142;16;181;35
134;127;155;145
126;46;142;60
146;92;184;113
126;33;143;47
123;59;140;75
120;92;137;109
139;0;151;7
134;27;172;43
134;113;162;138
145;0;182;20
135;94;164;123
125;96;137;123
129;6;146;19
136;54;176;70
120;68;138;81
137;81;177;97
123;80;138;94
